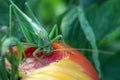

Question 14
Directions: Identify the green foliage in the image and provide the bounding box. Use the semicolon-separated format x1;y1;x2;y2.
85;0;120;43
101;53;120;80
0;37;23;80
77;7;101;78
0;0;120;80
61;6;102;78
61;0;120;80
0;56;8;80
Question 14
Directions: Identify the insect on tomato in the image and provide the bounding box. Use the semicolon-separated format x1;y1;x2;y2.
7;1;100;80
8;42;99;80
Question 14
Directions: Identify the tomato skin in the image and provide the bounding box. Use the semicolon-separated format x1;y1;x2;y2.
6;42;99;80
22;59;95;80
52;42;99;80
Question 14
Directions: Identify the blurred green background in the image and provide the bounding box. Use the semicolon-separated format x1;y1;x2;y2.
0;0;120;80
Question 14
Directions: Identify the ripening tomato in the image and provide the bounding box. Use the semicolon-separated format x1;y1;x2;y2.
6;42;99;80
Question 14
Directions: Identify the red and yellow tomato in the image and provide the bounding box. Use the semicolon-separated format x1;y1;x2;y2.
6;42;99;80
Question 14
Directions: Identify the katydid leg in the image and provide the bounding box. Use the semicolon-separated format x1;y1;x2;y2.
51;35;74;54
48;22;73;54
49;24;58;39
33;48;45;66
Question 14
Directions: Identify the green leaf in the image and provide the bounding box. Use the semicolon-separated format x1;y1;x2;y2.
77;6;101;78
99;27;120;46
101;53;120;80
0;0;9;25
85;0;120;43
0;56;8;80
61;6;101;78
1;37;23;80
61;7;89;49
2;37;23;64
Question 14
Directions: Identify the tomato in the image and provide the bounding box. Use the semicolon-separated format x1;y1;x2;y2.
6;42;99;80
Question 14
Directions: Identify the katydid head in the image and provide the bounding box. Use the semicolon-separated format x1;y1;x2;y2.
43;46;53;56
